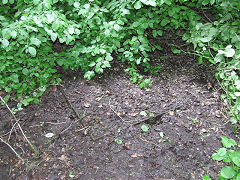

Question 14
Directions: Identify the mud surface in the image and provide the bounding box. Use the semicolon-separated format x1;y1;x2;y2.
0;44;235;180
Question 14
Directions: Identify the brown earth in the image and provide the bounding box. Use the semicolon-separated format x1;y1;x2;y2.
0;39;236;180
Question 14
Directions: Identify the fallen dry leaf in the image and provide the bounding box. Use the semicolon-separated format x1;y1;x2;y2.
130;153;143;158
84;102;91;108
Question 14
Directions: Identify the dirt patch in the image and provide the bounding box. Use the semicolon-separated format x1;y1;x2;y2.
0;49;235;179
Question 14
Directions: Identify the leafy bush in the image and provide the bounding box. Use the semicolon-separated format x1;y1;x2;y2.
204;136;240;180
1;0;240;126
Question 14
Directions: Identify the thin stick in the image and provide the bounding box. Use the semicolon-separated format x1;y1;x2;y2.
109;99;125;122
0;96;39;157
58;85;84;123
0;136;24;162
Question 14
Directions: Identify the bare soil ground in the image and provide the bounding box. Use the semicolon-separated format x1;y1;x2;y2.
0;39;236;180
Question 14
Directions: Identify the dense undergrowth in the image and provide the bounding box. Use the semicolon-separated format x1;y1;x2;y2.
0;0;240;179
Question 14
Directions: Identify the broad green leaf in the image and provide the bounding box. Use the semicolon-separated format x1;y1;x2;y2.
22;68;29;75
1;39;9;48
74;2;80;8
200;36;212;43
2;0;8;4
11;31;17;39
52;21;60;31
84;71;95;80
134;1;142;9
50;33;57;42
221;136;237;148
30;38;41;46
68;27;75;35
212;148;227;161
220;166;237;179
141;125;149;132
229;151;240;167
160;19;170;26
236;173;240;180
28;47;37;57
224;45;235;57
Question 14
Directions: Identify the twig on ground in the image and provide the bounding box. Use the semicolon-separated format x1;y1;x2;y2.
0;136;24;162
0;96;39;157
58;84;84;123
109;99;125;122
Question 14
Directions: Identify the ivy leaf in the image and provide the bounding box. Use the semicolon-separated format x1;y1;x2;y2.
141;125;149;132
134;1;142;9
221;136;236;148
30;38;41;46
220;166;237;179
28;47;37;57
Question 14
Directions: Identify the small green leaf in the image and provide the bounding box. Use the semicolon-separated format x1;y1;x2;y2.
1;39;9;48
140;111;147;116
74;2;80;8
28;47;37;57
134;1;142;9
30;38;41;46
171;47;181;54
115;139;123;145
220;166;237;179
212;148;227;161
229;151;240;167
22;68;29;75
2;0;8;4
50;33;57;42
141;125;149;132
202;175;212;180
160;19;170;26
221;136;237;148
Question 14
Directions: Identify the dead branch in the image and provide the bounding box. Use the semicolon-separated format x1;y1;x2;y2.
0;96;39;157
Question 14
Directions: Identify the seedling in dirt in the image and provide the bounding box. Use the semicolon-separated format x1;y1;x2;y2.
130;172;135;176
40;122;45;127
115;139;123;145
159;132;166;142
141;125;149;132
140;111;148;117
149;112;155;117
192;118;197;124
69;171;75;178
96;97;102;101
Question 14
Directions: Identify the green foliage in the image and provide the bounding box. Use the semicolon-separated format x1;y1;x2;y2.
207;136;240;180
141;125;149;132
1;0;240;127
